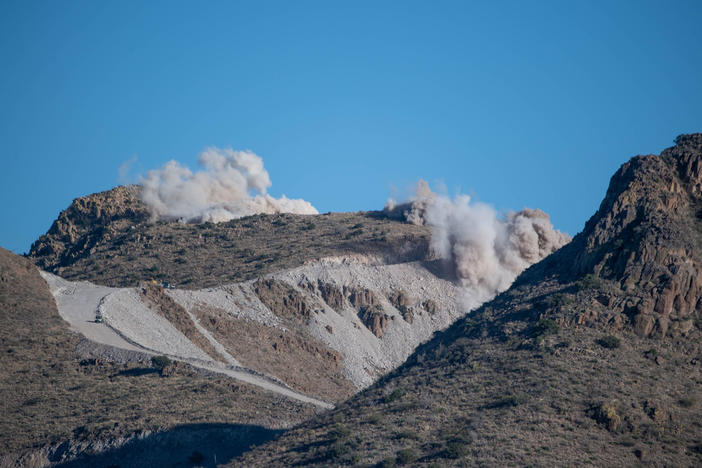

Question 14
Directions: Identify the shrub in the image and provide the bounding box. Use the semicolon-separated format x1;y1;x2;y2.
385;388;404;403
326;442;351;460
445;441;470;459
593;402;621;431
679;397;696;408
596;335;621;349
489;394;526;408
394;430;420;440
396;448;416;465
533;318;559;337
329;424;350;440
547;293;573;308
464;319;478;333
151;355;172;371
576;274;602;291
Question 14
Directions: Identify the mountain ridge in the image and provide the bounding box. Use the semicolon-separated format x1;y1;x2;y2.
233;134;702;467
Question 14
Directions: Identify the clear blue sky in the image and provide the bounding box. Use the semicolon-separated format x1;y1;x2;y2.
2;1;701;254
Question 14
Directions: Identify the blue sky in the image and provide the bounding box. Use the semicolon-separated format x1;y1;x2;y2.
1;1;701;254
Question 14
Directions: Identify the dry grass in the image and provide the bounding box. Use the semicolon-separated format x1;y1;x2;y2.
31;209;429;289
233;280;702;467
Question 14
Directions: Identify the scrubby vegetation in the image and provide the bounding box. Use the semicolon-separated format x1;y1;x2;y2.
29;188;430;289
597;335;621;349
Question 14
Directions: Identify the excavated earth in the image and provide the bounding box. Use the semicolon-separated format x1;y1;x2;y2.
10;181;469;466
0;247;320;468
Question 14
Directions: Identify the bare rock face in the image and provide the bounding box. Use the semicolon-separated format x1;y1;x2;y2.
317;281;345;311
525;134;702;339
341;286;391;337
254;279;315;319
358;304;389;338
387;290;415;323
345;286;379;308
28;186;149;269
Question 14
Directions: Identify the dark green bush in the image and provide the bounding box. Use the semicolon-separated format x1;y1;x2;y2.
445;441;470;459
679;397;696;408
329;424;350;440
396;448;416;465
533;318;560;337
326;442;351;459
547;293;573;308
596;335;621;349
576;274;602;291
385;388;404;403
489;394;526;408
394;429;421;440
151;355;172;371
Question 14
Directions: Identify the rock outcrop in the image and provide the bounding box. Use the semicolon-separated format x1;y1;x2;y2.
254;278;317;319
233;134;702;468
523;134;702;338
29;185;149;270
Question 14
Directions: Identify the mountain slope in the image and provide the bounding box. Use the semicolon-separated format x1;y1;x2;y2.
28;187;430;289
234;135;702;467
0;247;319;467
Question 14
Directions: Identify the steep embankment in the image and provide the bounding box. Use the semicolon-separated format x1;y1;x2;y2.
28;186;430;289
0;247;319;467
234;134;702;467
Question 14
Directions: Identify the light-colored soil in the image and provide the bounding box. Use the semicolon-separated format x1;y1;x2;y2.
165;256;463;390
40;272;144;353
0;246;319;467
40;271;334;409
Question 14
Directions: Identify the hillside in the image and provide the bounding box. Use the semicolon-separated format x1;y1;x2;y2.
28;187;430;289
234;134;702;466
0;247;319;467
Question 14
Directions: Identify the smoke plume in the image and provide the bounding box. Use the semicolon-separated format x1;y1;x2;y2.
387;180;570;309
140;147;318;222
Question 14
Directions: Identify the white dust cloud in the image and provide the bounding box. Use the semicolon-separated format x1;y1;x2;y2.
140;147;318;222
386;180;570;310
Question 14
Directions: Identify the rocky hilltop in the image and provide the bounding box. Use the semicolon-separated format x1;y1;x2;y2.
235;135;702;467
521;133;702;339
28;187;430;289
29;185;150;271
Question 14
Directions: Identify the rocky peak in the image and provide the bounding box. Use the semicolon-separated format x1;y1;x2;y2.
522;134;702;338
28;185;149;270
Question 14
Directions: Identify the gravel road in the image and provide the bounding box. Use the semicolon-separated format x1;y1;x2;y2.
40;271;333;410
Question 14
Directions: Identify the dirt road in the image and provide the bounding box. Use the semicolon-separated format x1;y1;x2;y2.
40;272;333;410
